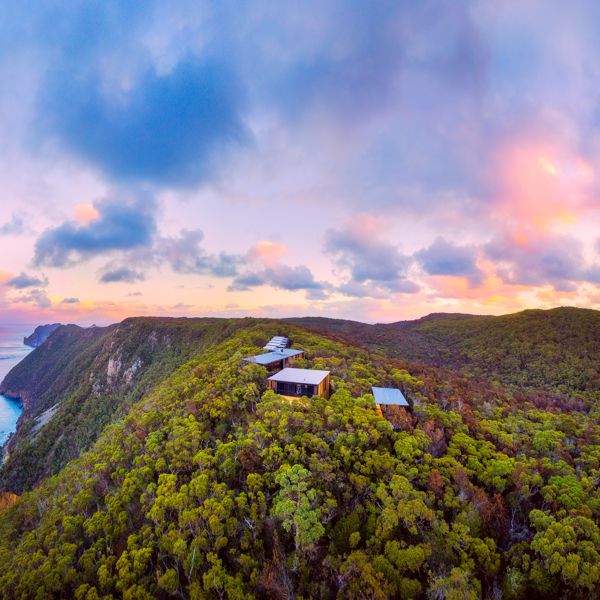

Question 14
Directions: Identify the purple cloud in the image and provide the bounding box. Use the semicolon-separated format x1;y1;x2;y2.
484;234;597;291
7;272;47;289
324;222;418;295
34;198;156;267
0;214;26;236
229;264;327;297
100;267;145;284
158;230;242;277
416;237;484;285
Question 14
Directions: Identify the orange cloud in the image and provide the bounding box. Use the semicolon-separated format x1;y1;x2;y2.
73;203;100;223
426;255;531;304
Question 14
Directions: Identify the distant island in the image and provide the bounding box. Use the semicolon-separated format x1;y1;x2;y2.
23;323;61;348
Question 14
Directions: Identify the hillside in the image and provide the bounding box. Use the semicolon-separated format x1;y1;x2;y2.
0;318;249;493
288;307;600;399
2;323;114;410
0;319;597;598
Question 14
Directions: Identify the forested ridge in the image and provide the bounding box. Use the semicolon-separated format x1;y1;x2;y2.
0;318;249;493
288;307;600;399
0;319;597;598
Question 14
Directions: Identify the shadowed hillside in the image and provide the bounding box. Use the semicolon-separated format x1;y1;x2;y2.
288;307;600;399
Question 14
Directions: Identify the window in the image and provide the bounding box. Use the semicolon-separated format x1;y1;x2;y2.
274;381;318;397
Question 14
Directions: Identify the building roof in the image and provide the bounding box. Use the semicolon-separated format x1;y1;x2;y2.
244;348;304;365
268;367;330;385
372;387;409;407
263;335;289;350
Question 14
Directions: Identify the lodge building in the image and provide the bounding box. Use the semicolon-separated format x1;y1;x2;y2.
267;368;331;400
244;348;305;372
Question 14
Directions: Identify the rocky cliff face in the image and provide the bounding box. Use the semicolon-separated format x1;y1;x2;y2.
23;323;62;348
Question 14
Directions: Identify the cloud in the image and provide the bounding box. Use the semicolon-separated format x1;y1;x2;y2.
61;297;79;304
415;237;484;285
0;1;250;188
0;214;26;236
325;226;407;283
484;234;597;292
229;264;327;295
324;218;418;295
13;289;51;308
246;241;287;267
33;198;156;267
42;51;247;186
7;272;47;289
228;241;328;297
100;267;145;284
158;229;241;277
264;1;487;124
2;0;490;209
73;203;100;223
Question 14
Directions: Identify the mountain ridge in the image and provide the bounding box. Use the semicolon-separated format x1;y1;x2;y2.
287;306;600;398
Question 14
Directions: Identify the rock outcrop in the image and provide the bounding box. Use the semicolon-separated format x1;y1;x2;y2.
23;323;62;348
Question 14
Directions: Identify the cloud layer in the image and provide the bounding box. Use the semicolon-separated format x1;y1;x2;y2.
1;1;600;321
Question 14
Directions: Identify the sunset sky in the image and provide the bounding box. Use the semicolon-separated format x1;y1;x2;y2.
2;1;600;325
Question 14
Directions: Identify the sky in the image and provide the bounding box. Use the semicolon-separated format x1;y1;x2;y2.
2;0;600;325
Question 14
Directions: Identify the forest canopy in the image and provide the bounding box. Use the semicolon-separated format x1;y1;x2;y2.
0;317;597;599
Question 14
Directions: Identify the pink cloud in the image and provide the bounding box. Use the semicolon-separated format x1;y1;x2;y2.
491;137;597;243
247;240;287;267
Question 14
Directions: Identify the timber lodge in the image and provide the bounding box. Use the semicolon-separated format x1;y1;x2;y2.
244;336;411;415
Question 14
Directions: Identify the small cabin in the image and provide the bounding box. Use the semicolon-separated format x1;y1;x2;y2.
268;368;331;400
372;387;410;417
263;336;290;351
244;348;305;372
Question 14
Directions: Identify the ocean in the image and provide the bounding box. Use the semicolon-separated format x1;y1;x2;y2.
0;325;33;446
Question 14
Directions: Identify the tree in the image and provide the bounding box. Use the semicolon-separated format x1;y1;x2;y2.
271;464;325;552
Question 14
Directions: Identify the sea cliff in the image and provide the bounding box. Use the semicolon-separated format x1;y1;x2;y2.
22;323;61;348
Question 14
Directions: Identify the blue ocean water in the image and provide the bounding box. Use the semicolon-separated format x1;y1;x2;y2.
0;325;33;446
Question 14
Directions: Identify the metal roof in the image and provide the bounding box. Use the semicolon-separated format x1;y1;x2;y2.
268;368;330;385
244;349;304;365
263;336;289;350
372;387;409;407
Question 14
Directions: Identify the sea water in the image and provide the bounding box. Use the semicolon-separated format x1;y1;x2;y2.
0;325;33;446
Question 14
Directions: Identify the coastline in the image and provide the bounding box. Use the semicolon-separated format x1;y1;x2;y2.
0;326;34;448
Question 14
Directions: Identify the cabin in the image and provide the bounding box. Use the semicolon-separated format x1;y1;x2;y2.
372;387;410;417
263;336;290;351
267;368;331;400
244;348;305;372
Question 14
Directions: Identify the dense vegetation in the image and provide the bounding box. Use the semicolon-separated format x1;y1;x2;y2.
0;318;249;493
1;324;114;409
0;320;597;598
289;307;600;399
